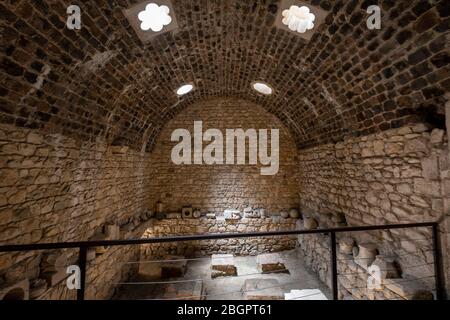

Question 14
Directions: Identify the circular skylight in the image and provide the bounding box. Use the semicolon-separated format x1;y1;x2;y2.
282;5;315;34
138;3;172;32
252;82;273;95
176;84;194;96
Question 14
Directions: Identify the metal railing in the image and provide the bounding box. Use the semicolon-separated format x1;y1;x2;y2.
0;221;445;300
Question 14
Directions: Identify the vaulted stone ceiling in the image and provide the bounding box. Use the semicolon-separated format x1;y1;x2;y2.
0;0;449;151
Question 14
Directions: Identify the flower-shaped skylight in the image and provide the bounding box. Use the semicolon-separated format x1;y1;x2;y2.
138;3;172;32
282;5;315;34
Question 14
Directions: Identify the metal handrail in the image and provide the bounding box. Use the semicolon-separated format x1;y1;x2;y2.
0;221;444;300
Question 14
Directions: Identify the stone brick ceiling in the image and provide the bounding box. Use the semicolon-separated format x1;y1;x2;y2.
0;0;449;152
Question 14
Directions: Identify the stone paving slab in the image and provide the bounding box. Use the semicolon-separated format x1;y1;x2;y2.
243;278;284;300
284;289;328;300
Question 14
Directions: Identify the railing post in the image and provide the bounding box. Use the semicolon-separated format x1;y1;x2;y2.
77;246;87;301
330;231;338;300
431;223;445;300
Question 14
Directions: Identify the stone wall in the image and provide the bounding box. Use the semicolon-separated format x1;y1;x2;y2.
147;97;299;213
296;123;449;299
442;97;450;298
141;217;298;258
0;123;153;299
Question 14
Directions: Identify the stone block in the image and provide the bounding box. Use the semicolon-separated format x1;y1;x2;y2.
384;278;433;300
259;208;267;217
193;210;202;218
163;280;204;300
244;208;260;218
289;208;300;218
256;253;289;274
303;217;318;230
41;269;67;287
41;252;68;273
339;237;355;255
111;146;129;154
404;137;430;155
104;224;120;240
371;256;400;280
89;233;109;254
223;209;241;220
354;243;378;270
181;207;193;219
166;212;181;219
243;279;284;300
421;156;439;180
211;254;235;267
161;256;188;278
86;248;97;262
373;140;385;156
414;178;441;197
284;289;328;300
26;132;44;144
29;279;48;300
138;261;161;279
430;129;445;144
243;206;253;213
139;255;187;280
396;183;412;195
271;215;281;223
385;142;403;155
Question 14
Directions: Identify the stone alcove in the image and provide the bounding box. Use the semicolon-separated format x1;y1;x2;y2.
140;97;301;259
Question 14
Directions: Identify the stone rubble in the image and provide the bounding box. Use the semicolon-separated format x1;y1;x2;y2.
256;253;289;274
211;254;237;279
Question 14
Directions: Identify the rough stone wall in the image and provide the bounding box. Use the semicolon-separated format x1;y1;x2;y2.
296;123;449;299
296;229;427;300
298;123;447;225
148;97;299;213
442;97;450;298
141;217;298;258
0;123;152;299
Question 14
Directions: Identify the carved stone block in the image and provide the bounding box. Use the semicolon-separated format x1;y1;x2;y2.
182;207;193;219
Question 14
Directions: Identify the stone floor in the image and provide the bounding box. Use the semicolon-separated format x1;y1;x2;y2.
115;249;331;300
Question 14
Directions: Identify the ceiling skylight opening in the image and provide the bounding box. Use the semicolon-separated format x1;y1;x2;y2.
138;3;172;32
123;0;179;44
282;5;316;34
176;84;194;96
252;82;273;95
